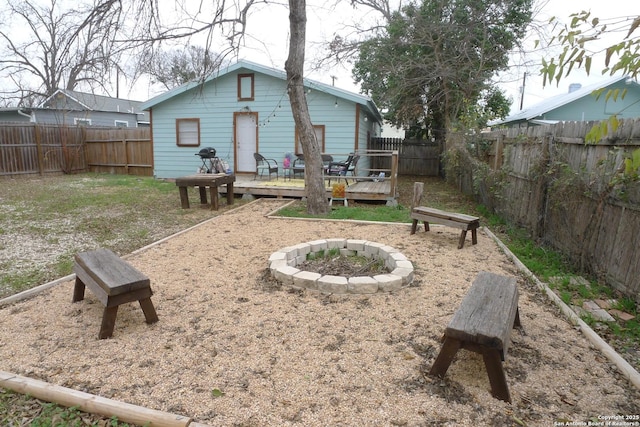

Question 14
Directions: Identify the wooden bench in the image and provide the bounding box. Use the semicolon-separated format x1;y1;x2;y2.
72;249;158;339
175;173;235;211
410;182;480;249
429;271;521;402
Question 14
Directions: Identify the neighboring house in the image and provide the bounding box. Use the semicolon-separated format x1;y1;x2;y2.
494;75;640;128
140;60;383;179
0;89;148;127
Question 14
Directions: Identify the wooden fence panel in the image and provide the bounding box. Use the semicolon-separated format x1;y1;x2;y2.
0;125;150;177
0;124;86;176
370;137;441;175
84;128;152;176
456;118;640;300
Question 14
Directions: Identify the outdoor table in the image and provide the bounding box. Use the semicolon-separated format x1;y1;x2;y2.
175;173;235;210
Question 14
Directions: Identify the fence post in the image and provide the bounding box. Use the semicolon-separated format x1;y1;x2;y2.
390;151;399;198
34;124;44;176
123;134;129;175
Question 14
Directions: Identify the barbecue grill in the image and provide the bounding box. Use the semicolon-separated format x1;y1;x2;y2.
195;147;217;173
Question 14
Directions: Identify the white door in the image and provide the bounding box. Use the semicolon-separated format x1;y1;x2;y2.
235;113;258;173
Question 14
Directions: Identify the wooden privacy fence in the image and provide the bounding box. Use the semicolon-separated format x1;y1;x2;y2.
370;137;441;176
450;118;640;300
0;124;152;177
84;128;152;176
0;124;86;176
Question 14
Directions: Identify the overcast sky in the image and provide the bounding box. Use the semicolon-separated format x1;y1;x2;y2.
28;0;629;115
124;0;640;114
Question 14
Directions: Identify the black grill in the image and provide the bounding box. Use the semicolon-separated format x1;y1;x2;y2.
196;147;217;159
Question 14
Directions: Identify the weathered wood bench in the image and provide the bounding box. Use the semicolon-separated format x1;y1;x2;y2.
175;173;235;211
429;271;521;402
410;182;480;249
72;249;158;339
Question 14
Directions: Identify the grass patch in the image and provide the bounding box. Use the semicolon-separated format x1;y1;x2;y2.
0;389;138;427
277;201;411;223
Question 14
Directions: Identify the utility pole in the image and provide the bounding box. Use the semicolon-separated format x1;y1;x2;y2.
519;72;527;110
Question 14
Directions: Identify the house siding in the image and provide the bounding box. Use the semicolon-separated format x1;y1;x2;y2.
544;81;640;121
149;68;377;179
32;110;139;127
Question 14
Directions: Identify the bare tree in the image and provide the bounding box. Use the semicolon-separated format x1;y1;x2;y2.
0;0;125;106
140;45;226;90
286;0;330;214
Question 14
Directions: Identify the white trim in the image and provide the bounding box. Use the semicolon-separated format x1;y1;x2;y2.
74;117;92;126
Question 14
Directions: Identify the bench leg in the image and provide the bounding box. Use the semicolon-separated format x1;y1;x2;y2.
458;230;468;249
513;307;521;328
210;186;219;210
226;182;234;206
99;306;119;339
178;186;190;209
198;186;208;205
471;228;478;245
72;278;85;302
482;348;511;403
429;337;461;377
139;297;159;324
410;219;418;234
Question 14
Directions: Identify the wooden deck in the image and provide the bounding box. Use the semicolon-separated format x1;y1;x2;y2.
229;175;395;202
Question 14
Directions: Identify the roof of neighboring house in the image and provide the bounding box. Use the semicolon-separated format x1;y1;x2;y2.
494;75;638;126
39;89;145;116
140;60;383;123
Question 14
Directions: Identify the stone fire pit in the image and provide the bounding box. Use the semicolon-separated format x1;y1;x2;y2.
268;238;414;294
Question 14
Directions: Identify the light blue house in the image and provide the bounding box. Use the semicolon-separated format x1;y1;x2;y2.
494;75;640;128
140;60;383;179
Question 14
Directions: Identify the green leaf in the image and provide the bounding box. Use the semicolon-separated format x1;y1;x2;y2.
211;388;225;398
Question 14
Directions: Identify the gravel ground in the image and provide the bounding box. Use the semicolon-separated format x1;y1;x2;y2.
1;198;639;426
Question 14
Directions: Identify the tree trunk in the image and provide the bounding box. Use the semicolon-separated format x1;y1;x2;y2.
285;0;330;215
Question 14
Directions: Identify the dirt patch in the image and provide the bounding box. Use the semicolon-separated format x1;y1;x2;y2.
296;253;387;277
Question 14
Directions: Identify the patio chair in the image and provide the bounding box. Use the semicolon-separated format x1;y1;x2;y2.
293;154;305;178
321;154;333;171
327;154;356;184
346;155;360;179
254;153;278;180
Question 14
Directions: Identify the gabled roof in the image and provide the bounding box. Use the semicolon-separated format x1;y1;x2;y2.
494;75;638;125
39;89;144;115
140;60;383;123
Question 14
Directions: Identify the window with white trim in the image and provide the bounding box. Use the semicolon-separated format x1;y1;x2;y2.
238;74;255;101
115;120;129;128
74;118;91;126
176;118;200;147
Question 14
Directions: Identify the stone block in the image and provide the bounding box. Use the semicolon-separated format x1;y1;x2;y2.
391;267;414;285
374;274;403;292
268;252;287;262
309;240;328;252
269;259;288;273
292;243;311;257
293;271;321;290
363;242;384;258
348;276;379;294
346;239;366;253
340;248;356;257
326;238;347;249
273;266;300;285
318;275;348;294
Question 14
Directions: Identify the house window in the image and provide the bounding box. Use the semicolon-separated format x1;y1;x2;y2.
115;120;129;128
74;118;91;126
176;118;200;147
296;125;325;154
238;74;254;101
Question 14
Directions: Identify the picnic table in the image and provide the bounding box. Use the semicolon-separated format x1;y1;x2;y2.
175;173;235;210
